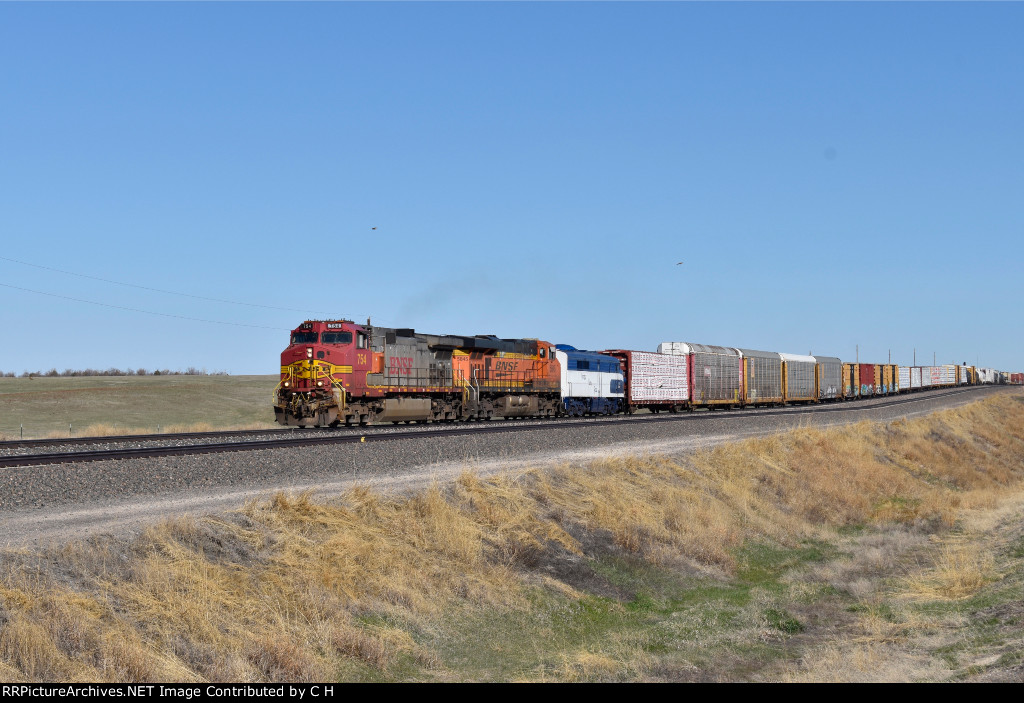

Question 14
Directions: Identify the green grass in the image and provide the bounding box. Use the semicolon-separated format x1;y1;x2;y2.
0;374;279;438
398;547;829;681
735;540;841;590
764;608;804;634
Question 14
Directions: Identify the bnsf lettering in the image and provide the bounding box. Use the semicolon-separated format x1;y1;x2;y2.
495;361;518;372
389;357;414;375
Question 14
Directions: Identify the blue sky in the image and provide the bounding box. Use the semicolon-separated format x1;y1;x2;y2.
1;3;1021;374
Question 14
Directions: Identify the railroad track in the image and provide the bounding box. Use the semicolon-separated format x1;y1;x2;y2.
0;425;327;450
0;385;1000;469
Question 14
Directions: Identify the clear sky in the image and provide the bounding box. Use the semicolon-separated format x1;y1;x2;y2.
1;3;1021;375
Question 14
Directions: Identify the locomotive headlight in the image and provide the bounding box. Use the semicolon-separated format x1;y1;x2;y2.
306;347;313;358
317;381;324;387
283;382;290;388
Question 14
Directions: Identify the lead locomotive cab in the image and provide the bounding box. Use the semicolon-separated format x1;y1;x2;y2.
274;320;367;427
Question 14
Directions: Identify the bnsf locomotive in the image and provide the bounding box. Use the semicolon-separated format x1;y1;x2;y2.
275;319;1015;427
274;320;561;426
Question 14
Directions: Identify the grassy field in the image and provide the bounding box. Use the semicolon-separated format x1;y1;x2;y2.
0;393;1022;681
0;375;280;439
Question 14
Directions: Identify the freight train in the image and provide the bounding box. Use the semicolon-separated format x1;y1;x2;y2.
273;319;1016;427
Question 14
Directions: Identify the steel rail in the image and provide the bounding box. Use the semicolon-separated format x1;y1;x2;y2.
0;426;327;450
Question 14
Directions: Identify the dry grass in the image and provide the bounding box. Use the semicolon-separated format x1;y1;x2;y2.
903;545;997;601
781;641;954;683
1;393;1023;682
0;374;279;438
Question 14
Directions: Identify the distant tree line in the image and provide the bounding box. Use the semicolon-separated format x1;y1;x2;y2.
0;367;229;378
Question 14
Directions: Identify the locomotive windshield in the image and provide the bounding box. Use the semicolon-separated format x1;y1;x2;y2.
321;331;353;345
290;332;318;344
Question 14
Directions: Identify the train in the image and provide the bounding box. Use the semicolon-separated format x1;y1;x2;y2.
273;319;1018;427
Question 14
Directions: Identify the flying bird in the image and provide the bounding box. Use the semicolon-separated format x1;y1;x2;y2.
371;227;377;230
676;261;684;265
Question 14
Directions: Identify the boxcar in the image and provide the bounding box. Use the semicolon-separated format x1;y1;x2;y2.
919;366;932;388
918;365;955;388
880;364;896;395
843;363;860;398
898;366;911;391
858;363;878;397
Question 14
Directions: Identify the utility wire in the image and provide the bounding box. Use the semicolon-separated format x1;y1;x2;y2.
0;282;286;330
0;255;335;315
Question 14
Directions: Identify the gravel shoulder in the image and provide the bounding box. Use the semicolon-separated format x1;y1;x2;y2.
0;386;1015;546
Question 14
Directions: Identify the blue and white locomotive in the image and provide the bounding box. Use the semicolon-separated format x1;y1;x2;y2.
554;345;625;416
